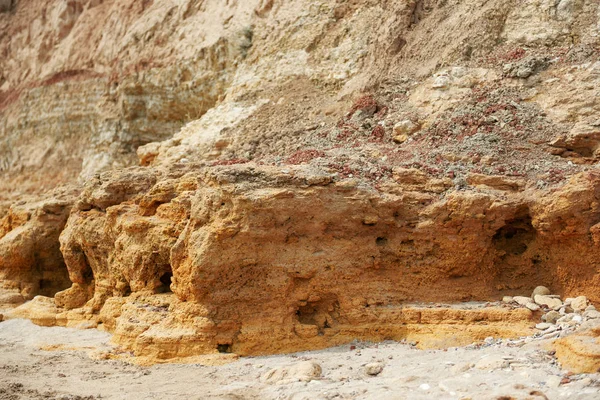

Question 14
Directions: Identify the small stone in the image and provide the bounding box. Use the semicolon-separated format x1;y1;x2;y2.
536;323;552;330
450;362;472;374
543;311;561;324
526;303;540;311
584;310;600;319
393;134;409;144
559;306;574;315
475;355;509;370
419;383;431;391
261;361;322;384
514;296;534;306
546;375;562;388
532;286;551;298
585;305;596;312
502;296;514;303
393;120;419;136
571;296;588;311
572;315;583;323
0;293;25;304
432;75;451;89
564;298;574;305
364;362;384;376
534;295;563;310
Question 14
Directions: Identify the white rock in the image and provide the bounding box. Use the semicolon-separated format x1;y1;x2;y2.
364;362;384;376
571;296;588;311
546;375;562;388
564;298;574;305
584;310;600;319
502;296;514;303
572;315;583;323
261;361;322;384
475;354;509;370
450;362;472;374
393;120;419;136
585;305;596;312
419;383;431;391
536;323;552;330
526;303;540;311
534;295;563;309
432;75;451;89
514;296;534;306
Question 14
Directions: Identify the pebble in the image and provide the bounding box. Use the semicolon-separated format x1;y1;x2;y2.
502;296;514;303
531;286;551;298
583;310;600;319
514;296;533;306
364;362;384;376
526;303;540;311
475;355;509;370
585;305;596;312
450;362;472;374
535;323;552;330
534;295;562;310
546;375;562;388
419;383;431;391
571;296;588;311
543;311;560;324
393;120;419;136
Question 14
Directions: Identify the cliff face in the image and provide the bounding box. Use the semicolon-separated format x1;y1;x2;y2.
2;0;600;365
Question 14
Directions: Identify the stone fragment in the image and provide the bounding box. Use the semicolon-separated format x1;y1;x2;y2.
543;311;560;324
450;362;472;374
534;295;562;310
364;362;384;376
0;292;25;305
261;361;322;384
526;303;540;311
584;310;600;319
393;134;408;144
531;286;551;298
536;323;552;330
432;75;450;89
571;296;588;311
545;375;562;388
502;296;514;303
585;305;597;312
475;354;509;370
393;120;419;136
514;296;534;306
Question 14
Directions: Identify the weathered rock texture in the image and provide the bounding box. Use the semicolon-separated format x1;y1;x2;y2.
2;0;600;362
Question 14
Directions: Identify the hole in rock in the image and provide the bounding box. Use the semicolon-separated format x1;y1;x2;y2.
158;271;173;293
217;344;232;353
493;212;535;256
295;297;339;334
376;237;388;246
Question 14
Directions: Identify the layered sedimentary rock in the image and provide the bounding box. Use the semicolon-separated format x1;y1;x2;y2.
2;0;600;364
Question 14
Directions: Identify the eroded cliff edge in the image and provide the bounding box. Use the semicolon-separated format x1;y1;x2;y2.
1;0;600;369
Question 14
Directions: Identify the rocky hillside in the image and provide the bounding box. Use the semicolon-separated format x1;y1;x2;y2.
1;0;600;368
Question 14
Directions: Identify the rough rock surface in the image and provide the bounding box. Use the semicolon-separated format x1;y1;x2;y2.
1;0;600;364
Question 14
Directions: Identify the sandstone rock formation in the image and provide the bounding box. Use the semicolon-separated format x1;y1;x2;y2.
1;0;600;364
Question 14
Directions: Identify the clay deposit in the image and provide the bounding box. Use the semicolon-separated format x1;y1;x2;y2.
2;0;600;389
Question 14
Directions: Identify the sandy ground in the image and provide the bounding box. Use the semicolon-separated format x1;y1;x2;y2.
1;319;599;400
